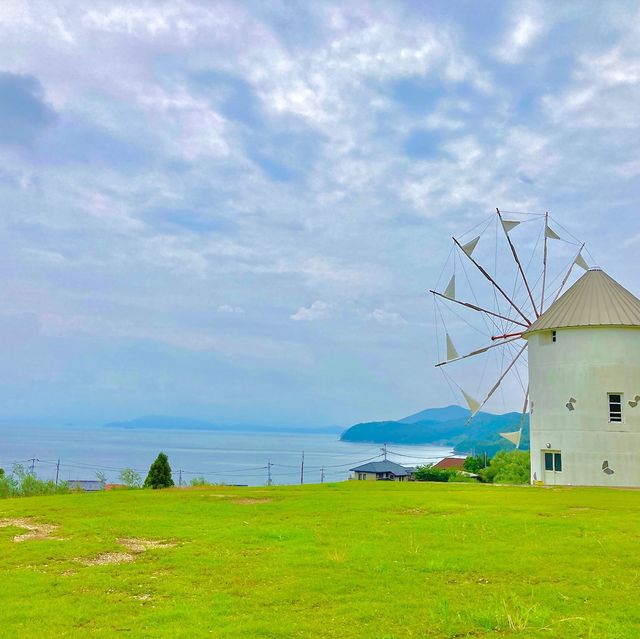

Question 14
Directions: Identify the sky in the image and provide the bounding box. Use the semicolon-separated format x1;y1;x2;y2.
2;1;640;427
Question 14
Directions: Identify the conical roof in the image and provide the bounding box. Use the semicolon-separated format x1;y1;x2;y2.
524;268;640;335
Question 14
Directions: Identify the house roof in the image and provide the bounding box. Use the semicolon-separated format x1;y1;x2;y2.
68;480;104;491
432;457;466;470
523;268;640;336
350;460;411;475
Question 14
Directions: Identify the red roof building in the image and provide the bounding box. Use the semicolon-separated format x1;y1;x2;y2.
432;457;466;471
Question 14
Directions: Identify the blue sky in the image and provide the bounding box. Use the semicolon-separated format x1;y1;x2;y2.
2;1;640;426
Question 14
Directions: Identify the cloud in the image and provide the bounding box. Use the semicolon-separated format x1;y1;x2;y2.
494;14;544;63
217;304;244;314
0;71;57;147
367;309;407;326
290;300;332;321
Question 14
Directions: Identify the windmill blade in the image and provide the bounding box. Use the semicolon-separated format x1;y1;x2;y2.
430;291;529;328
435;335;522;367
465;343;527;423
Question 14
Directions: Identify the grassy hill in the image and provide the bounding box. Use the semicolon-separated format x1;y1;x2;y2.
1;482;639;638
341;405;530;455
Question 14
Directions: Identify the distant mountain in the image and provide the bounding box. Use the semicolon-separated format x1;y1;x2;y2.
105;416;343;435
398;405;476;424
340;406;529;456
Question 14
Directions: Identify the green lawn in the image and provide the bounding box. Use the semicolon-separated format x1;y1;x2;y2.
1;481;639;638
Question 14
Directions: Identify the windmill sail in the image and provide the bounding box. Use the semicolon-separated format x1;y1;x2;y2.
545;224;561;240
461;236;480;256
500;430;522;447
444;274;455;299
461;390;480;415
575;252;589;270
501;220;520;233
446;334;459;361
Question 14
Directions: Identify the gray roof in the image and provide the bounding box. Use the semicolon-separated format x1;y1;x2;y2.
350;460;412;475
524;268;640;335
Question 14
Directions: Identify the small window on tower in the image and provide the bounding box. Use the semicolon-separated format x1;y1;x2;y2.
608;393;623;422
552;331;557;342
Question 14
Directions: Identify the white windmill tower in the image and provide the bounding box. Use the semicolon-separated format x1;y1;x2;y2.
431;210;625;484
523;268;640;487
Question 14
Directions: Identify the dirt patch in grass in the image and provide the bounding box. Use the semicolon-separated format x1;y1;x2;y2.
232;498;272;505
78;552;135;566
0;518;59;542
77;537;176;567
118;538;176;552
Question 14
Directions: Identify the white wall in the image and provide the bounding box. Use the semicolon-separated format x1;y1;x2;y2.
526;326;640;487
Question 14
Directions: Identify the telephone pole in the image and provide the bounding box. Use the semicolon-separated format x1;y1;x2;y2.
267;460;273;486
178;469;183;486
320;467;325;483
55;459;60;486
381;444;387;461
29;457;38;475
300;451;305;485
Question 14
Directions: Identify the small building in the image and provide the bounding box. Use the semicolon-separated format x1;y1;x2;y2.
68;480;104;492
350;460;413;481
432;457;466;471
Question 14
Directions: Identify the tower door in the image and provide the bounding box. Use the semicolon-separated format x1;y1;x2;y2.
542;450;562;485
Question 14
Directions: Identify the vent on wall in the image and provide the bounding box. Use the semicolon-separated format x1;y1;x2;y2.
566;397;577;411
602;460;615;475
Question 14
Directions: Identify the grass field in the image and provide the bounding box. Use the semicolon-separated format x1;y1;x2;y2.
1;481;639;638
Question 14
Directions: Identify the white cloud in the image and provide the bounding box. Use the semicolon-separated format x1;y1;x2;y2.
495;14;544;63
217;304;244;314
367;309;407;326
290;300;332;321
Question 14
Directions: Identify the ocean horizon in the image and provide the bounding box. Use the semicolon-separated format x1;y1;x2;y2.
0;423;454;487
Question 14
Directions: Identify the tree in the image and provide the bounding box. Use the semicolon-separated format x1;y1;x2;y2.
479;450;530;484
463;454;488;474
413;464;452;482
144;452;174;489
95;470;107;486
119;468;142;488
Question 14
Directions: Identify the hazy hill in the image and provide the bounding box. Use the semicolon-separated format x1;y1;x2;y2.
340;406;530;455
105;416;343;435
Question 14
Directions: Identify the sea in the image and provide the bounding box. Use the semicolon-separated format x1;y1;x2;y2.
0;424;453;486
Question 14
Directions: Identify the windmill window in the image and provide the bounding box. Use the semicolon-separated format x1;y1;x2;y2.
608;393;623;422
544;451;562;472
552;331;557;342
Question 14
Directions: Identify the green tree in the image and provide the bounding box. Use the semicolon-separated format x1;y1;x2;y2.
479;450;530;484
413;464;452;482
119;468;142;488
463;454;488;474
144;452;174;489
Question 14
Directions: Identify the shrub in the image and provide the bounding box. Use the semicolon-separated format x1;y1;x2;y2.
463;455;488;474
479;450;530;484
413;465;452;482
0;464;69;498
144;452;174;489
119;468;142;488
189;476;211;487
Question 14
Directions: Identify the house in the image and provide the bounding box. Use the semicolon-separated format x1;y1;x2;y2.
68;480;104;492
523;268;640;487
432;457;466;471
350;460;413;481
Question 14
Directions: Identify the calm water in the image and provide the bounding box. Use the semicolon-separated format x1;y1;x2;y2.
0;425;453;486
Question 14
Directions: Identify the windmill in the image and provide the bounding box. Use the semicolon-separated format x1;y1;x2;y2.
431;209;591;448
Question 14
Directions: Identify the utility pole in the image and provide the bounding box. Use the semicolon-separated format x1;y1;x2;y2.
320;467;325;483
267;460;273;486
29;457;38;475
178;469;182;486
55;459;60;486
381;444;387;461
300;451;305;485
